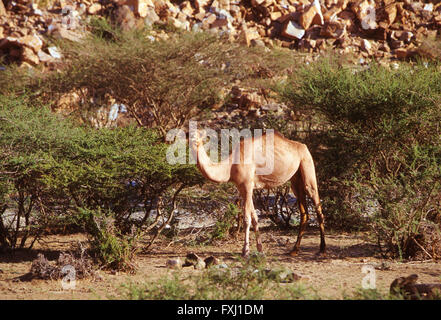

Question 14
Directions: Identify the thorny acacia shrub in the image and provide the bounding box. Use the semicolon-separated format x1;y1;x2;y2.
78;207;139;271
209;203;240;242
40;28;295;136
0;95;81;250
279;59;441;259
0;96;203;267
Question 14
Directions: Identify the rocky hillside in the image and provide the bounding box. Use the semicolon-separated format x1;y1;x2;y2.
0;0;440;68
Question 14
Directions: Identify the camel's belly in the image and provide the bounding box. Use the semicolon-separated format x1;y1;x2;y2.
254;166;298;189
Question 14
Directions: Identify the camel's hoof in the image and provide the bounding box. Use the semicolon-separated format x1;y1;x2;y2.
288;250;299;257
316;250;327;258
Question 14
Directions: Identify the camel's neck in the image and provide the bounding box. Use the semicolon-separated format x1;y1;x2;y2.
190;142;231;184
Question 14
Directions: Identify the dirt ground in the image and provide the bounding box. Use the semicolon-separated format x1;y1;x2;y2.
0;228;440;300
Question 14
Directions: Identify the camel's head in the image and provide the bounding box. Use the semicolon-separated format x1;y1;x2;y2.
189;129;207;149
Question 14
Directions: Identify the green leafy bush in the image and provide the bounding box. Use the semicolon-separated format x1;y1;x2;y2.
0;95;81;250
78;207;139;271
0;95;203;268
37;27;295;136
279;59;441;259
210;203;240;241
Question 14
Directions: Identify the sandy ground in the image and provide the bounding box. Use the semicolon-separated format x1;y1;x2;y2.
0;228;440;300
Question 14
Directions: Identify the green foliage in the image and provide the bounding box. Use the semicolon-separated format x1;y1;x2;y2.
38;29;294;136
78;208;138;271
279;58;441;259
88;16;121;41
0;64;36;96
210;203;240;241
0;95;203;265
0;95;80;249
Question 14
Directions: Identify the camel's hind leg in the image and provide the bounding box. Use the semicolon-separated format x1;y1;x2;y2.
251;207;263;253
298;154;326;255
289;171;309;256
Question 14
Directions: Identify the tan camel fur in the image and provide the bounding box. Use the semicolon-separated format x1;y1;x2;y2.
189;129;326;257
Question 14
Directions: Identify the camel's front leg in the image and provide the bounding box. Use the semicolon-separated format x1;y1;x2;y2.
242;209;251;258
240;185;254;258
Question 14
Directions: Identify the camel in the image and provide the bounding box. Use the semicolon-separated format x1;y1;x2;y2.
189;129;326;258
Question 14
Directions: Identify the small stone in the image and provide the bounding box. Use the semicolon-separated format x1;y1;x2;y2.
323;0;348;22
320;20;346;39
393;31;413;43
194;259;206;270
184;252;201;266
353;0;377;30
20;34;43;53
125;0;154;18
87;3;101;15
270;11;282;21
384;3;397;25
250;39;266;47
170;17;190;30
193;0;210;12
211;18;228;29
47;46;62;59
390;62;399;70
166;258;182;269
194;11;206;21
361;39;372;54
115;5;138;31
0;0;6;16
202;13;217;28
33;8;43;16
52;27;85;42
374;261;391;270
261;103;284;112
390;39;403;50
265;269;303;283
37;50;54;63
238;24;260;46
180;1;193;16
144;6;160;26
423;3;433;13
299;0;323;30
281;20;305;40
394;48;409;59
204;256;220;267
